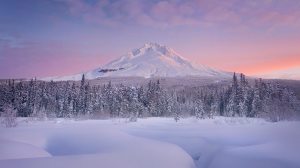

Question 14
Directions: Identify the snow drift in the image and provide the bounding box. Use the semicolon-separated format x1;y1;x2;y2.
1;117;300;168
0;119;195;168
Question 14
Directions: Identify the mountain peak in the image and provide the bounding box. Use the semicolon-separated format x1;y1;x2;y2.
130;42;175;59
139;42;168;52
143;42;163;48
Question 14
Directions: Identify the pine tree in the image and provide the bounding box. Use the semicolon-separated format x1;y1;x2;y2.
78;74;86;116
25;78;37;117
195;98;205;119
226;73;240;117
15;81;27;117
62;82;71;118
70;82;77;117
1;104;17;127
251;81;261;117
84;82;93;116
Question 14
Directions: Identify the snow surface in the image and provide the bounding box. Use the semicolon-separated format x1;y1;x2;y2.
43;43;230;81
1;117;300;168
0;118;194;168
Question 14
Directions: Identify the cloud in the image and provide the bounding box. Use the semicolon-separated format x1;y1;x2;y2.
257;11;300;28
58;0;300;30
0;34;25;50
204;6;241;25
61;0;203;28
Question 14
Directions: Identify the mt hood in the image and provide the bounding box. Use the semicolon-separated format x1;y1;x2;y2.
45;43;230;81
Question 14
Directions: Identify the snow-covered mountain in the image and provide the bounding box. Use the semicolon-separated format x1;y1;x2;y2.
44;43;230;81
258;66;300;80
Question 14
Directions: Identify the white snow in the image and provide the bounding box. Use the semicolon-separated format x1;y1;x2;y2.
44;43;230;81
1;117;300;168
0;119;194;168
0;139;51;160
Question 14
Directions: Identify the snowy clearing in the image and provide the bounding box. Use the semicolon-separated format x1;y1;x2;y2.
0;117;300;168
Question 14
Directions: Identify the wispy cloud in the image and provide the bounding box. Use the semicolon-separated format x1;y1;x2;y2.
0;34;25;50
59;0;300;29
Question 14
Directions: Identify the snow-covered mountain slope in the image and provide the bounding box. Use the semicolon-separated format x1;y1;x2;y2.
257;66;300;80
44;43;230;81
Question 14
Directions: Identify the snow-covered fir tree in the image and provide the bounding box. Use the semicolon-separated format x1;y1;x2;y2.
0;73;299;122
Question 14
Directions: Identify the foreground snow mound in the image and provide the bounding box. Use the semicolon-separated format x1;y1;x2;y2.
124;117;300;168
44;43;230;81
0;120;195;168
0;139;51;160
1;117;300;168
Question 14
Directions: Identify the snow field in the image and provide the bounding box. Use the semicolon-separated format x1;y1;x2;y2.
1;117;300;168
0;119;195;168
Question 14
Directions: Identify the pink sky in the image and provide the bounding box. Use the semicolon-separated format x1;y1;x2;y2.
0;0;300;79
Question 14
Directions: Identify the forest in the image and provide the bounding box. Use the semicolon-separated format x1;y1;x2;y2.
0;73;299;124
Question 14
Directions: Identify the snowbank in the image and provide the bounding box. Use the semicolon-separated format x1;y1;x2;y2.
1;117;300;168
0;139;51;160
0;119;195;168
123;117;300;168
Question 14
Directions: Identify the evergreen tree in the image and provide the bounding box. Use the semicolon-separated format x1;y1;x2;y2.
194;98;205;119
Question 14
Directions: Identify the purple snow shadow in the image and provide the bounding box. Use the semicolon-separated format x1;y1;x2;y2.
45;132;120;156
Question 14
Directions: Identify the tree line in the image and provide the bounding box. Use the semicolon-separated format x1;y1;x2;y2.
0;73;299;123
